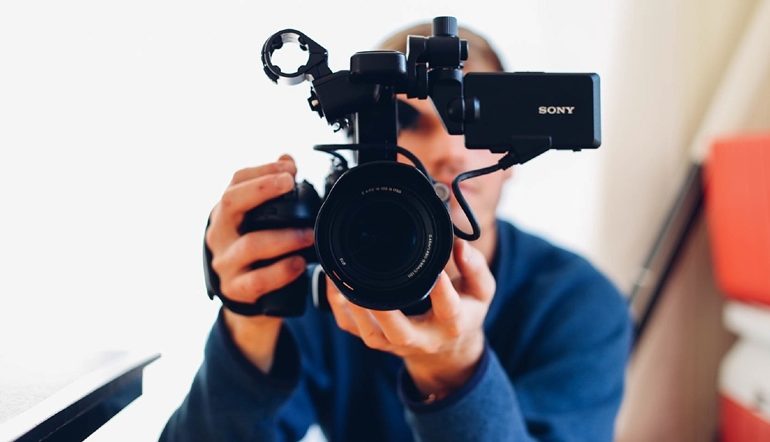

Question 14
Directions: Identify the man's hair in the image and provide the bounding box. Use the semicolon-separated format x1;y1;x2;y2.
377;22;506;73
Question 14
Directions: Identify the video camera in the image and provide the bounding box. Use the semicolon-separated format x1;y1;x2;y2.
204;16;601;317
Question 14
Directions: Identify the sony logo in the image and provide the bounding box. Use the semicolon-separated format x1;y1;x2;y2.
538;106;575;115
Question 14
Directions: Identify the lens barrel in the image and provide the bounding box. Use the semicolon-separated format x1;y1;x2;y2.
315;162;453;310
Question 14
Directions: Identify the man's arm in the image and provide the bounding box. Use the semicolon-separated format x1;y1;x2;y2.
161;154;320;440
399;340;530;441
399;257;631;442
326;233;630;441
159;309;316;442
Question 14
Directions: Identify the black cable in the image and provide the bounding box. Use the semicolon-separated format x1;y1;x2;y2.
312;144;431;179
394;146;430;179
313;144;519;242
312;145;350;170
452;152;517;241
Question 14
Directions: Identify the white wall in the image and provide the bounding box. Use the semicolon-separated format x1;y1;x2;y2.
5;0;762;439
597;0;768;291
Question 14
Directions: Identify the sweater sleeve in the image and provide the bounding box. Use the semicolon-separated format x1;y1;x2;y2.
159;309;316;442
398;268;632;442
399;341;534;442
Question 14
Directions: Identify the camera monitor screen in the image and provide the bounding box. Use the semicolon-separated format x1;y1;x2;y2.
463;72;601;152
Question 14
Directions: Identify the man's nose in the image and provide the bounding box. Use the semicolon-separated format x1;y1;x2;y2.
428;131;468;179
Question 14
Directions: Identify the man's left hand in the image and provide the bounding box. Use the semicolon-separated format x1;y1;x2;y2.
326;238;496;401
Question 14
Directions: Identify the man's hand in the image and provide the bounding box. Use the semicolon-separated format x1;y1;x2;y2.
206;154;314;373
326;238;496;400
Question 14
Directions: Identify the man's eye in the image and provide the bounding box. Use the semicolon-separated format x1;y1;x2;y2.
397;101;421;131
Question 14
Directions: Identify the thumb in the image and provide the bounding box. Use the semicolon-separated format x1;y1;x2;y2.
452;238;495;301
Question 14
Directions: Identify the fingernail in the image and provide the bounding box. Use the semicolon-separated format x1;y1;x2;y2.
297;228;314;243
278;154;292;161
276;172;294;189
461;240;471;263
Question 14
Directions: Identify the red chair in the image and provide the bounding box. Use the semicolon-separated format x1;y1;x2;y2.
705;133;770;441
704;133;770;305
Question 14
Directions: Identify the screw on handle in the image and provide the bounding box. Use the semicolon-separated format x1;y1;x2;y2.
433;16;458;36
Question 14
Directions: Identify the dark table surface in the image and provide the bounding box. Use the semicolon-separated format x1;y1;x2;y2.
0;351;159;441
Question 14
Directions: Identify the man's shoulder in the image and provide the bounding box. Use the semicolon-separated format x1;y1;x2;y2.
491;221;631;422
490;219;630;337
494;218;619;291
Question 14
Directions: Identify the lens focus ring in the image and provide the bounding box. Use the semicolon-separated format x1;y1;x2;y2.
314;162;453;310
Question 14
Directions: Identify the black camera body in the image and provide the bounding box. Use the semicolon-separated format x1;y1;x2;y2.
204;16;602;317
227;161;452;317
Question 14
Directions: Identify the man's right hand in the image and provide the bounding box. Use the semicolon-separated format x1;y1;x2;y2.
205;153;315;373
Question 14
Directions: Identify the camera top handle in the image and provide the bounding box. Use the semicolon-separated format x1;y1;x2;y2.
259;17;551;241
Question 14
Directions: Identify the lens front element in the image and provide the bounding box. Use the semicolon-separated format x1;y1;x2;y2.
315;162;453;310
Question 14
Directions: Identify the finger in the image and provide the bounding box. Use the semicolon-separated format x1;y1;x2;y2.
220;255;305;302
369;309;418;347
326;279;359;336
428;272;463;335
219;172;295;222
230;156;297;185
205;218;237;255
207;172;293;251
345;302;392;351
212;228;314;278
453;238;496;301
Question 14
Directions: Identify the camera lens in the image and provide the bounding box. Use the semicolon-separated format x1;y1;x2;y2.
344;200;420;275
315;161;453;311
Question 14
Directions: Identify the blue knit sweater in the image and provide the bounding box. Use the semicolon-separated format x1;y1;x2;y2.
161;219;631;441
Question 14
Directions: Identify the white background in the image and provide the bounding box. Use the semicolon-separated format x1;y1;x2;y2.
2;0;767;440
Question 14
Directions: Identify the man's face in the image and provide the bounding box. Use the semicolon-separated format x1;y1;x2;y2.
395;75;513;236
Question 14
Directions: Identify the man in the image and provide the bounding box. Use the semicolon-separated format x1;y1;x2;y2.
161;23;631;442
